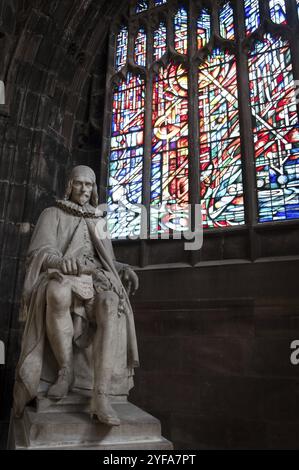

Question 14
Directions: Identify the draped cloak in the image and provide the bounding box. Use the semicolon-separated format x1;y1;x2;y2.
13;203;139;416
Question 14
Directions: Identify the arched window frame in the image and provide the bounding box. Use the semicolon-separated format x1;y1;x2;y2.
100;0;299;264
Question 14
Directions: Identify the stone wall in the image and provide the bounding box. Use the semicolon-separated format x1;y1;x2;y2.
129;260;299;449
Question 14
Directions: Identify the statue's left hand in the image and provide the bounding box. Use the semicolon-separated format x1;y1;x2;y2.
122;267;139;296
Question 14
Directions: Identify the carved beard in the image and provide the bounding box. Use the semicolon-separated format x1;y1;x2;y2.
64;179;99;208
72;192;91;206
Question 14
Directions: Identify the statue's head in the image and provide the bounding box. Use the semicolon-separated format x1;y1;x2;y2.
64;165;99;207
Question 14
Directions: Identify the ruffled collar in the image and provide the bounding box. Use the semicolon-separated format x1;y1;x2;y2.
56;199;102;218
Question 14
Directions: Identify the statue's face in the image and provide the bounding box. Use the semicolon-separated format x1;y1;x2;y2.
70;176;93;206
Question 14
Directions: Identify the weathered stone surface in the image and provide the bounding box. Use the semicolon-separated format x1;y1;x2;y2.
8;400;173;450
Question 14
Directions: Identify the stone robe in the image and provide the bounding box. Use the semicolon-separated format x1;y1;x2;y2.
13;202;139;416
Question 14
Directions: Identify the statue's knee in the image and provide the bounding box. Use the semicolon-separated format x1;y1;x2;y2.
47;281;71;309
102;291;119;309
95;291;119;321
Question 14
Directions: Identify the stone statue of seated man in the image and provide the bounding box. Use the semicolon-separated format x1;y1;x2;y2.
13;165;139;426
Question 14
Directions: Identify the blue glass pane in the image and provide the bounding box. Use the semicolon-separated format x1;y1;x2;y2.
115;26;128;71
219;2;235;40
134;28;147;67
197;9;211;49
154;22;167;61
174;7;188;55
244;0;260;35
269;0;287;24
136;0;148;13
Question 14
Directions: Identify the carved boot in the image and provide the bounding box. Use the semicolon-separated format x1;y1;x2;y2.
90;391;120;426
47;366;73;399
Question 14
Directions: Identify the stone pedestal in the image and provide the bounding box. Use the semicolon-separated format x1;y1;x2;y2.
8;391;173;450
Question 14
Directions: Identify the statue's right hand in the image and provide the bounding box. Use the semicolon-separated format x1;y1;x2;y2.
60;258;82;276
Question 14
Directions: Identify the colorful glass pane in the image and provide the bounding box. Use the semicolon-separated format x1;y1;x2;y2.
151;63;189;234
154;0;167;5
197;9;211;49
244;0;260;35
297;0;299;18
198;50;245;228
115;26;128;71
249;34;299;222
219;2;235;40
154;22;167;61
174;7;188;55
134;28;147;67
269;0;287;24
136;0;148;13
108;73;145;238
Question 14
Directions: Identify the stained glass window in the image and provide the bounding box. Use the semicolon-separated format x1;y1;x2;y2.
134;28;147;67
174;7;188;55
219;2;235;41
108;73;145;238
154;22;167;61
115;26;128;71
107;1;299;242
151;63;189;234
269;0;287;24
249;34;299;222
197;9;211;49
136;0;148;13
297;0;299;17
244;0;260;35
199;50;245;228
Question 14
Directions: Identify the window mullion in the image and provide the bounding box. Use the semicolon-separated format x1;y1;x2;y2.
235;0;259;260
140;23;154;263
188;0;200;264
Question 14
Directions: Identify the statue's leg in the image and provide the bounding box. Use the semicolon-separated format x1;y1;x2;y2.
91;290;120;426
46;279;73;398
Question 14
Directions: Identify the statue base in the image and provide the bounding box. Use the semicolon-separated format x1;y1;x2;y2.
8;391;173;450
